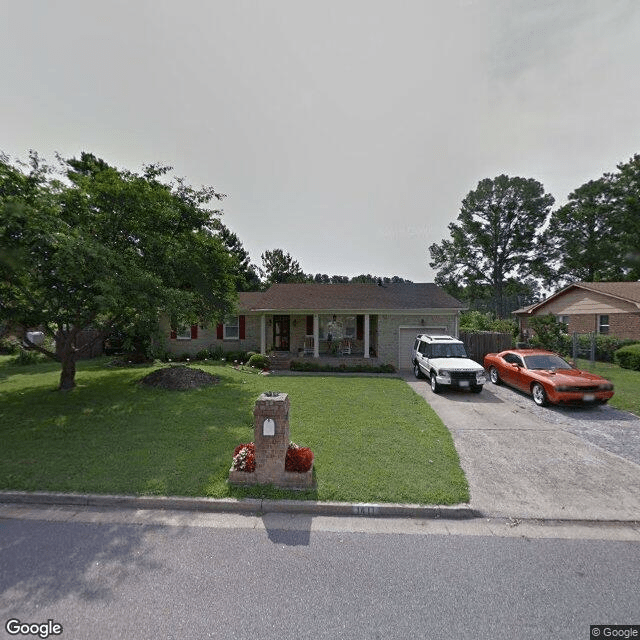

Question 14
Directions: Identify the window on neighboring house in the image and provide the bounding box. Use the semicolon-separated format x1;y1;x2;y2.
556;315;569;327
598;315;610;335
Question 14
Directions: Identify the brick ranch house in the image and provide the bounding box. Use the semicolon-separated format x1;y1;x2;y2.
513;281;640;341
161;282;465;370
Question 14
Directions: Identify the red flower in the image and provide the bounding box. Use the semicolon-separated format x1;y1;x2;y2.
285;445;314;473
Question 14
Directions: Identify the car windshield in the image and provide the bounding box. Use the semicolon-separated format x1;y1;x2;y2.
523;354;572;370
431;343;468;358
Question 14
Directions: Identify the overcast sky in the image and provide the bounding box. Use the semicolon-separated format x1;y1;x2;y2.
2;0;640;282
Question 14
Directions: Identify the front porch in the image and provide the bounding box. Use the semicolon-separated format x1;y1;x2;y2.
258;313;378;360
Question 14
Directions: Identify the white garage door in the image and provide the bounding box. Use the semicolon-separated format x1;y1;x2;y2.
398;327;447;371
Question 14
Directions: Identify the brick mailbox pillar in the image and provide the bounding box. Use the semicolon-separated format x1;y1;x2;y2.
229;391;314;490
254;391;290;484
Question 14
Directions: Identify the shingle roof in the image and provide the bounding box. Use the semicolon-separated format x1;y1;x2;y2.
575;281;640;304
238;283;463;312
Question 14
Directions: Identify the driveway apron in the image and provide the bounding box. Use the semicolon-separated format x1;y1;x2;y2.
403;373;640;521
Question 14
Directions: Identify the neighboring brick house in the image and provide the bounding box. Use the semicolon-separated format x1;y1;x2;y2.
162;282;465;370
513;282;640;341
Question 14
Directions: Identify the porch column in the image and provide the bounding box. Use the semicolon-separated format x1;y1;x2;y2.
313;314;319;358
260;314;266;355
364;314;370;358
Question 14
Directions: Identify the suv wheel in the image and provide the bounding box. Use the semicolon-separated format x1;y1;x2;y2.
430;373;441;394
413;362;423;379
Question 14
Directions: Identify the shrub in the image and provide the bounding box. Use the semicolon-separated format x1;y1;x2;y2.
247;353;270;370
285;442;314;473
232;443;256;472
0;336;21;355
614;343;640;371
207;345;225;360
10;349;45;366
289;360;395;374
231;441;313;473
460;311;518;336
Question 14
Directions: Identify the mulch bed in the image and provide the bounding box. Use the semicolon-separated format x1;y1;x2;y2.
139;365;220;391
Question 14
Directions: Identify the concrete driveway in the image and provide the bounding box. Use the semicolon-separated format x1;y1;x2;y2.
403;373;640;522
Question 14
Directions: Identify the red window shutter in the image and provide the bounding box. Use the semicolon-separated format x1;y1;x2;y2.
306;315;314;335
357;315;364;340
239;315;246;339
191;324;198;339
216;323;224;339
170;329;177;340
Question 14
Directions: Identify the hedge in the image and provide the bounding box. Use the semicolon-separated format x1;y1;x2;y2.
614;343;640;371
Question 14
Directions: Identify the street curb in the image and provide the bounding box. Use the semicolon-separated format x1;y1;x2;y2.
0;491;479;520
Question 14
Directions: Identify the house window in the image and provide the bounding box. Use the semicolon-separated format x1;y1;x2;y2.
176;325;191;340
172;324;198;340
598;315;610;335
556;315;569;327
224;316;239;340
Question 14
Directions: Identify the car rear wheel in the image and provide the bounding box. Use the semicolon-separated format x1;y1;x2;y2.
532;383;547;406
413;362;423;379
430;373;441;394
489;366;501;385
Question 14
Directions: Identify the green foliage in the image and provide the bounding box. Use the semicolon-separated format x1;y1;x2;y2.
0;358;468;505
614;343;640;371
528;314;570;355
587;335;638;363
0;336;21;355
290;360;396;374
459;311;517;335
259;248;308;286
536;179;626;286
0;151;237;389
429;175;554;317
247;353;270;369
10;349;46;365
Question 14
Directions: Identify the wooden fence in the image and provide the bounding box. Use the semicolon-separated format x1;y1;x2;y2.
459;331;513;365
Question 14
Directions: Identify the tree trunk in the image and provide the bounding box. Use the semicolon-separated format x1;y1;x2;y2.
59;351;77;391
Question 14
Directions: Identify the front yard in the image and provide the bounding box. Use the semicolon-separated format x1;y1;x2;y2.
0;357;469;505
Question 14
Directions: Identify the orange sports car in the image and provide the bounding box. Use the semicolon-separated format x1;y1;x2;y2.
483;349;614;407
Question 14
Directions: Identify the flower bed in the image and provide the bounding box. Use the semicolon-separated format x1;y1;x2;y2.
231;441;313;473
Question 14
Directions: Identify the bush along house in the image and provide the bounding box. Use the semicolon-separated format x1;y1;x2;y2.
161;282;465;371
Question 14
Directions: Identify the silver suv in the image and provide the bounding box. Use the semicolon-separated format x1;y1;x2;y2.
411;334;486;394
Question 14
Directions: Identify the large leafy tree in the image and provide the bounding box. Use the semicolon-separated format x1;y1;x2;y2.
612;153;640;279
0;152;236;390
536;178;625;286
429;175;554;317
537;153;640;285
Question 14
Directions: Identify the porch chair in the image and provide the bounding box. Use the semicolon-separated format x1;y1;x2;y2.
340;338;351;355
303;335;314;356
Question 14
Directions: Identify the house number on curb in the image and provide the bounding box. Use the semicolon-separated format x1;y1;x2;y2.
353;505;379;516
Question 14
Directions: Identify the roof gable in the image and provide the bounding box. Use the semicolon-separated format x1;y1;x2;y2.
514;281;640;315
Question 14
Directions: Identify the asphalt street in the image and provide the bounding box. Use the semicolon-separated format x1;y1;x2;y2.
1;508;639;640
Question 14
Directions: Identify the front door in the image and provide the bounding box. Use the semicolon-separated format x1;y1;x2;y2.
273;315;290;351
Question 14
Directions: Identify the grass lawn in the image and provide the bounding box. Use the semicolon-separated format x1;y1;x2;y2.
0;356;469;505
576;359;640;417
